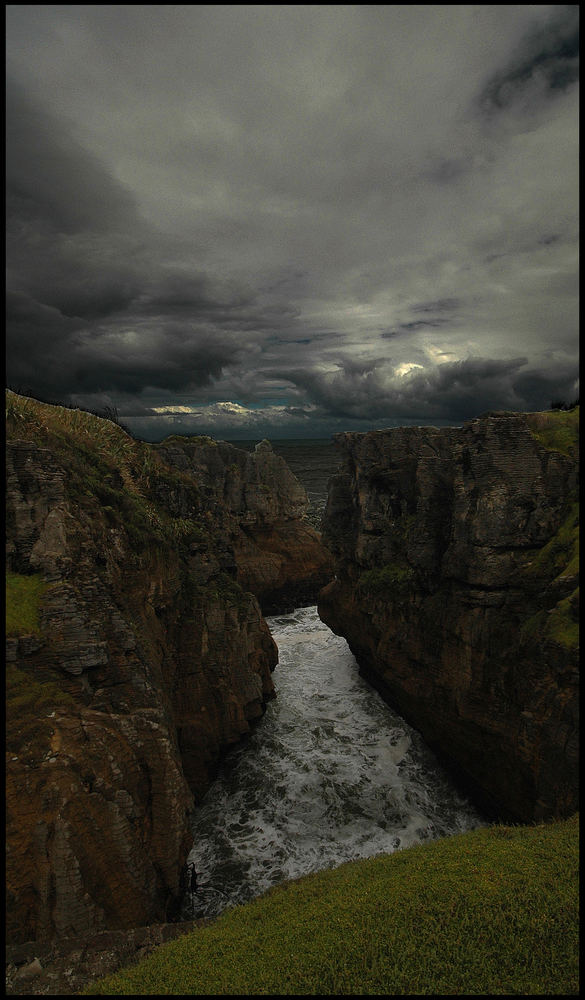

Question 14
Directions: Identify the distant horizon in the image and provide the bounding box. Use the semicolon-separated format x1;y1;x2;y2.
7;384;578;448
6;6;578;440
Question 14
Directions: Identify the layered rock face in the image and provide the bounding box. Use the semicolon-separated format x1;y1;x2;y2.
154;436;333;613
5;394;331;945
319;410;579;823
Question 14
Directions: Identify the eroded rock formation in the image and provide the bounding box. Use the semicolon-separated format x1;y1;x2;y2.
318;410;579;823
5;393;332;945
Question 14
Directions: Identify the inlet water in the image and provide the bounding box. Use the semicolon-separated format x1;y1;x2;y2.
183;605;485;919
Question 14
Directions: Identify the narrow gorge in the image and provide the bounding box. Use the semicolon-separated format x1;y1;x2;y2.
5;392;579;955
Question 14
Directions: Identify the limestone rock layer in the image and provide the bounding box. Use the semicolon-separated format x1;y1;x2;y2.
5;393;332;945
318;409;579;823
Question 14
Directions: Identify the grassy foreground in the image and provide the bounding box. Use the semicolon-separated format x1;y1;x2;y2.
83;815;578;996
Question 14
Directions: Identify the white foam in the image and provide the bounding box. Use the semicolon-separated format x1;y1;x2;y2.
184;606;485;918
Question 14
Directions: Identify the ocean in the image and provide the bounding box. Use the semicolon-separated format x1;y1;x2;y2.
183;607;484;920
229;438;341;529
181;438;486;920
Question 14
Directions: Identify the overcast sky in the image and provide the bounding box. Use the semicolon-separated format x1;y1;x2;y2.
6;5;579;440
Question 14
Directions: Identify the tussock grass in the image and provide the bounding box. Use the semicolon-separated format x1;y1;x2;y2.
83;815;578;996
5;389;144;471
5;390;209;554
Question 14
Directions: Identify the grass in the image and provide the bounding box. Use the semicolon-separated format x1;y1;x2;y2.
158;434;217;447
544;591;580;649
5;389;139;464
5;572;49;635
520;501;579;651
525;406;579;457
5;390;209;556
83;814;578;996
525;501;579;582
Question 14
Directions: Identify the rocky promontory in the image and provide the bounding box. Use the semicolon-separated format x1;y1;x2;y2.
318;409;579;823
5;391;332;946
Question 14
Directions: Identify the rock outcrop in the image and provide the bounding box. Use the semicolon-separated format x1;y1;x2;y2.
153;436;333;614
318;409;579;823
5;393;332;945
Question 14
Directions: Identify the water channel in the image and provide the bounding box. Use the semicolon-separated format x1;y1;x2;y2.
183;605;485;919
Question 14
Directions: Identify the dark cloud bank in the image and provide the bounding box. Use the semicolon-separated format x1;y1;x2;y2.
6;5;579;440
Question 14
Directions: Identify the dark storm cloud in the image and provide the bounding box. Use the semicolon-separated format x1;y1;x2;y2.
479;5;579;111
5;6;579;436
381;298;460;339
6;76;146;333
6;78;139;236
281;356;577;426
402;357;579;422
5;73;300;404
6;288;241;399
382;318;450;339
412;299;461;315
73;327;237;394
140;273;300;332
6;291;83;398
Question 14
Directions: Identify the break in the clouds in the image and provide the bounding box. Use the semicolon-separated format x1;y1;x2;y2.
6;6;579;440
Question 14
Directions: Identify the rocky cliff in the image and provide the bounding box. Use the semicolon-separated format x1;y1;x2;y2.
5;391;332;946
318;409;579;823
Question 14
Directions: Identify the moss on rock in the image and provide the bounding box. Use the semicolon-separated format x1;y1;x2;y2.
6;572;49;636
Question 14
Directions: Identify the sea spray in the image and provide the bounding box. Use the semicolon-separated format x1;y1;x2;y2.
183;606;485;918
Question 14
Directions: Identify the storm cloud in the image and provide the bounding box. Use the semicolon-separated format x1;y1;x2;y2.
6;5;579;439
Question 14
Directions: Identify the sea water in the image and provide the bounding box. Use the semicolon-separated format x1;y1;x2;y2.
183;605;485;919
230;437;340;528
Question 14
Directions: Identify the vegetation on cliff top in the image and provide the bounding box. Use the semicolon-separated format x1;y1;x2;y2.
5;389;213;557
5;389;140;464
83;814;578;996
525;405;579;457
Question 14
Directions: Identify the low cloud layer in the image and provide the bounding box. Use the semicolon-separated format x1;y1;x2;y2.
6;6;579;439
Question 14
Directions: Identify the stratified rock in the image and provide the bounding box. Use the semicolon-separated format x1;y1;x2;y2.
318;409;579;823
153;436;333;613
5;393;331;946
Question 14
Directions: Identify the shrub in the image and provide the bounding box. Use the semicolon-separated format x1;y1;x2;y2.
358;562;416;597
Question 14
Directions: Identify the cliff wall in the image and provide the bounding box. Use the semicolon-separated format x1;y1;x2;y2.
318;409;579;822
5;392;332;945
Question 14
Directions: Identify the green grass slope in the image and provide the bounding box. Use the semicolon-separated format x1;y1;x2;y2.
525;405;579;458
84;815;578;996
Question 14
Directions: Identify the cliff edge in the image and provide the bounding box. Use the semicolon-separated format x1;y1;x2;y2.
318;408;579;822
5;391;332;945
